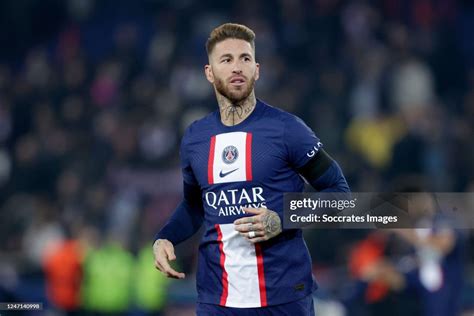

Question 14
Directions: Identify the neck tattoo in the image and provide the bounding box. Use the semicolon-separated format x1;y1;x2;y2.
223;102;255;126
225;105;243;125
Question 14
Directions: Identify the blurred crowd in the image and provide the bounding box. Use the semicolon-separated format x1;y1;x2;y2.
0;0;473;315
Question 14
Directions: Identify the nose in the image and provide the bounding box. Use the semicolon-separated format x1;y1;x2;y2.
232;61;243;74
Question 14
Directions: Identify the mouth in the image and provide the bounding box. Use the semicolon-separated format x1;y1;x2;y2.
229;76;246;87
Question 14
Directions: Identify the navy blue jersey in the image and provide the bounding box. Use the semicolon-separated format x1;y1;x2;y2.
196;294;315;315
180;100;322;307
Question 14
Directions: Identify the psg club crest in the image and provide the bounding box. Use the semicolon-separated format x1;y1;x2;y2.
222;145;239;164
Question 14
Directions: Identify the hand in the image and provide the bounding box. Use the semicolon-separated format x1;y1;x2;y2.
233;207;282;243
153;239;185;279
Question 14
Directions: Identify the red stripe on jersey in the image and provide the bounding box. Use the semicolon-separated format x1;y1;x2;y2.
255;243;267;306
245;133;253;181
215;224;229;306
208;136;216;184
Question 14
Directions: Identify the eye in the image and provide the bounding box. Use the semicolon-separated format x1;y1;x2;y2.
221;58;231;63
244;56;251;62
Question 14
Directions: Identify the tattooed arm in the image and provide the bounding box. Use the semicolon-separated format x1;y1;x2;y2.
233;207;282;243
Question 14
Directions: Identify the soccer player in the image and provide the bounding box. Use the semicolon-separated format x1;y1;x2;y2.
153;23;350;315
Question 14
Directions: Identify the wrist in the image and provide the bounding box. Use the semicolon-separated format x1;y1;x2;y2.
153;238;167;248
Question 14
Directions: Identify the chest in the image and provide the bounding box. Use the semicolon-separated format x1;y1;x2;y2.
187;130;288;188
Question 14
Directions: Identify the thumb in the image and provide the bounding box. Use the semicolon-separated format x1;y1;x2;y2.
164;244;176;261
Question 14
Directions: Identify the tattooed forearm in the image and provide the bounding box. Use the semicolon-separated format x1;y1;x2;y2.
262;211;282;236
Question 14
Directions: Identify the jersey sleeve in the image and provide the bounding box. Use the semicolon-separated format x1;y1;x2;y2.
181;128;198;186
154;182;204;245
154;125;204;245
283;114;323;169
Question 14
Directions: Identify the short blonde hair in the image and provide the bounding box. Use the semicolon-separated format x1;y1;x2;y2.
206;23;255;55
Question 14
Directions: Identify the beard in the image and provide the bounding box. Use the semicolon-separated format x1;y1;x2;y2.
214;75;255;104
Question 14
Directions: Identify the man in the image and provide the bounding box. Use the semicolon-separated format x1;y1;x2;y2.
153;23;349;315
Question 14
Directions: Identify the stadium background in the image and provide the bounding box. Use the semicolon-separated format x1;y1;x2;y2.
0;0;473;315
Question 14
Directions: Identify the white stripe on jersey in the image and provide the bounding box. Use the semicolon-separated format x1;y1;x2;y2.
218;223;263;307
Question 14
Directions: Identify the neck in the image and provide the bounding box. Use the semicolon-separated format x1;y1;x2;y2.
217;91;257;126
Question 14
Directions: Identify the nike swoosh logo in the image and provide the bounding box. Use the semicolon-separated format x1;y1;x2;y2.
219;168;239;178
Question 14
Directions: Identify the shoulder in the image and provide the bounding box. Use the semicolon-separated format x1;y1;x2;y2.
258;99;305;127
181;111;217;145
259;101;318;149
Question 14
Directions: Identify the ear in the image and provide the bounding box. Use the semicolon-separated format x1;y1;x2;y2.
254;62;260;81
205;64;214;83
